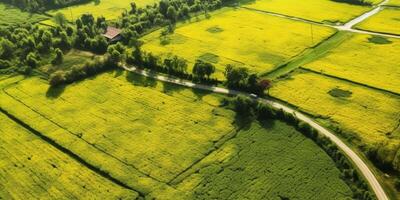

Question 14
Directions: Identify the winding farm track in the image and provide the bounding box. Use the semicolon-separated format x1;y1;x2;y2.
121;65;389;200
243;0;400;39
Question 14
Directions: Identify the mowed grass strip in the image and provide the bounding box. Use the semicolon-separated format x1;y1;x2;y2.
0;3;48;27
47;0;157;21
142;8;335;79
355;7;400;35
270;70;400;169
241;0;380;24
0;112;138;199
0;71;236;184
175;121;353;199
303;33;400;94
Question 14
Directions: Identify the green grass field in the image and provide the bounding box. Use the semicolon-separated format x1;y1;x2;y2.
270;70;400;170
242;0;381;24
40;50;101;74
0;112;138;199
174;121;353;199
47;0;157;21
142;8;335;79
356;7;400;35
303;33;400;94
0;3;48;27
0;72;354;199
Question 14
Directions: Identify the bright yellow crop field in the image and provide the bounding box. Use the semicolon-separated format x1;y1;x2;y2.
303;33;400;94
388;0;400;6
142;8;335;79
0;112;138;199
270;70;400;169
0;72;354;198
242;0;381;24
356;8;400;35
47;0;157;21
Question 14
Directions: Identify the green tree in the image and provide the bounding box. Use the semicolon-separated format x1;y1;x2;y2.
54;13;67;27
224;64;249;88
166;6;177;22
52;48;64;65
0;39;15;60
26;52;39;68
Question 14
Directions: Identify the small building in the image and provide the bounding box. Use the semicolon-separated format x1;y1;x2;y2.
102;26;122;43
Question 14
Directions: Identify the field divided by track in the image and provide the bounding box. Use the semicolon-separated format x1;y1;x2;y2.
355;7;400;35
241;0;381;24
270;70;400;170
0;72;355;199
0;3;48;27
173;121;353;200
142;8;335;79
47;0;157;21
0;112;138;199
303;33;400;95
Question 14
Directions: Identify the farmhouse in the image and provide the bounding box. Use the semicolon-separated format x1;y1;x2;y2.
102;26;122;43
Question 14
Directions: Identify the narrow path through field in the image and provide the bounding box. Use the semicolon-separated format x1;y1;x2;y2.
121;65;389;200
243;0;400;39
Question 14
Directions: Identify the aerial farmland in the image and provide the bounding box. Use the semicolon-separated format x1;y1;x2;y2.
0;0;399;199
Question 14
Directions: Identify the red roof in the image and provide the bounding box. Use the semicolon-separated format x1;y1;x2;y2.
103;27;122;39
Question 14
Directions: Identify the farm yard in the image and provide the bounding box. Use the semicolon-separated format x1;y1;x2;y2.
0;0;400;198
142;8;335;79
355;8;400;35
47;0;157;21
241;0;381;24
0;73;354;199
0;3;48;27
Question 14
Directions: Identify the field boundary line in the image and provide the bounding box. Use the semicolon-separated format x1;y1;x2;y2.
1;82;166;186
121;64;389;200
0;106;146;198
299;67;400;97
168;127;242;186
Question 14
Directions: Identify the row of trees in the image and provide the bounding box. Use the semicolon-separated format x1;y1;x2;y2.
117;0;228;45
227;95;376;200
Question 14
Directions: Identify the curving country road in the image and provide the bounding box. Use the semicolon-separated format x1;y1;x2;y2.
121;65;389;200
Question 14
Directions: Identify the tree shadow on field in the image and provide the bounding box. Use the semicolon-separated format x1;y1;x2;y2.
46;85;66;99
191;87;213;101
112;69;124;78
233;114;253;131
162;81;185;94
125;72;157;88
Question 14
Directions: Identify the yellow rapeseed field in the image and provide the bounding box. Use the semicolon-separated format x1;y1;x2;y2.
388;0;400;6
0;72;355;198
47;0;156;21
0;112;138;199
303;33;400;94
242;0;381;24
142;8;335;79
270;70;400;169
356;8;400;35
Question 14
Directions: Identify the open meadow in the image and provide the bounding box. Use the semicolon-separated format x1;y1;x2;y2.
47;0;157;21
0;72;354;199
270;70;400;170
355;7;400;35
142;8;335;79
241;0;381;24
303;33;400;94
0;3;48;27
0;112;138;199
